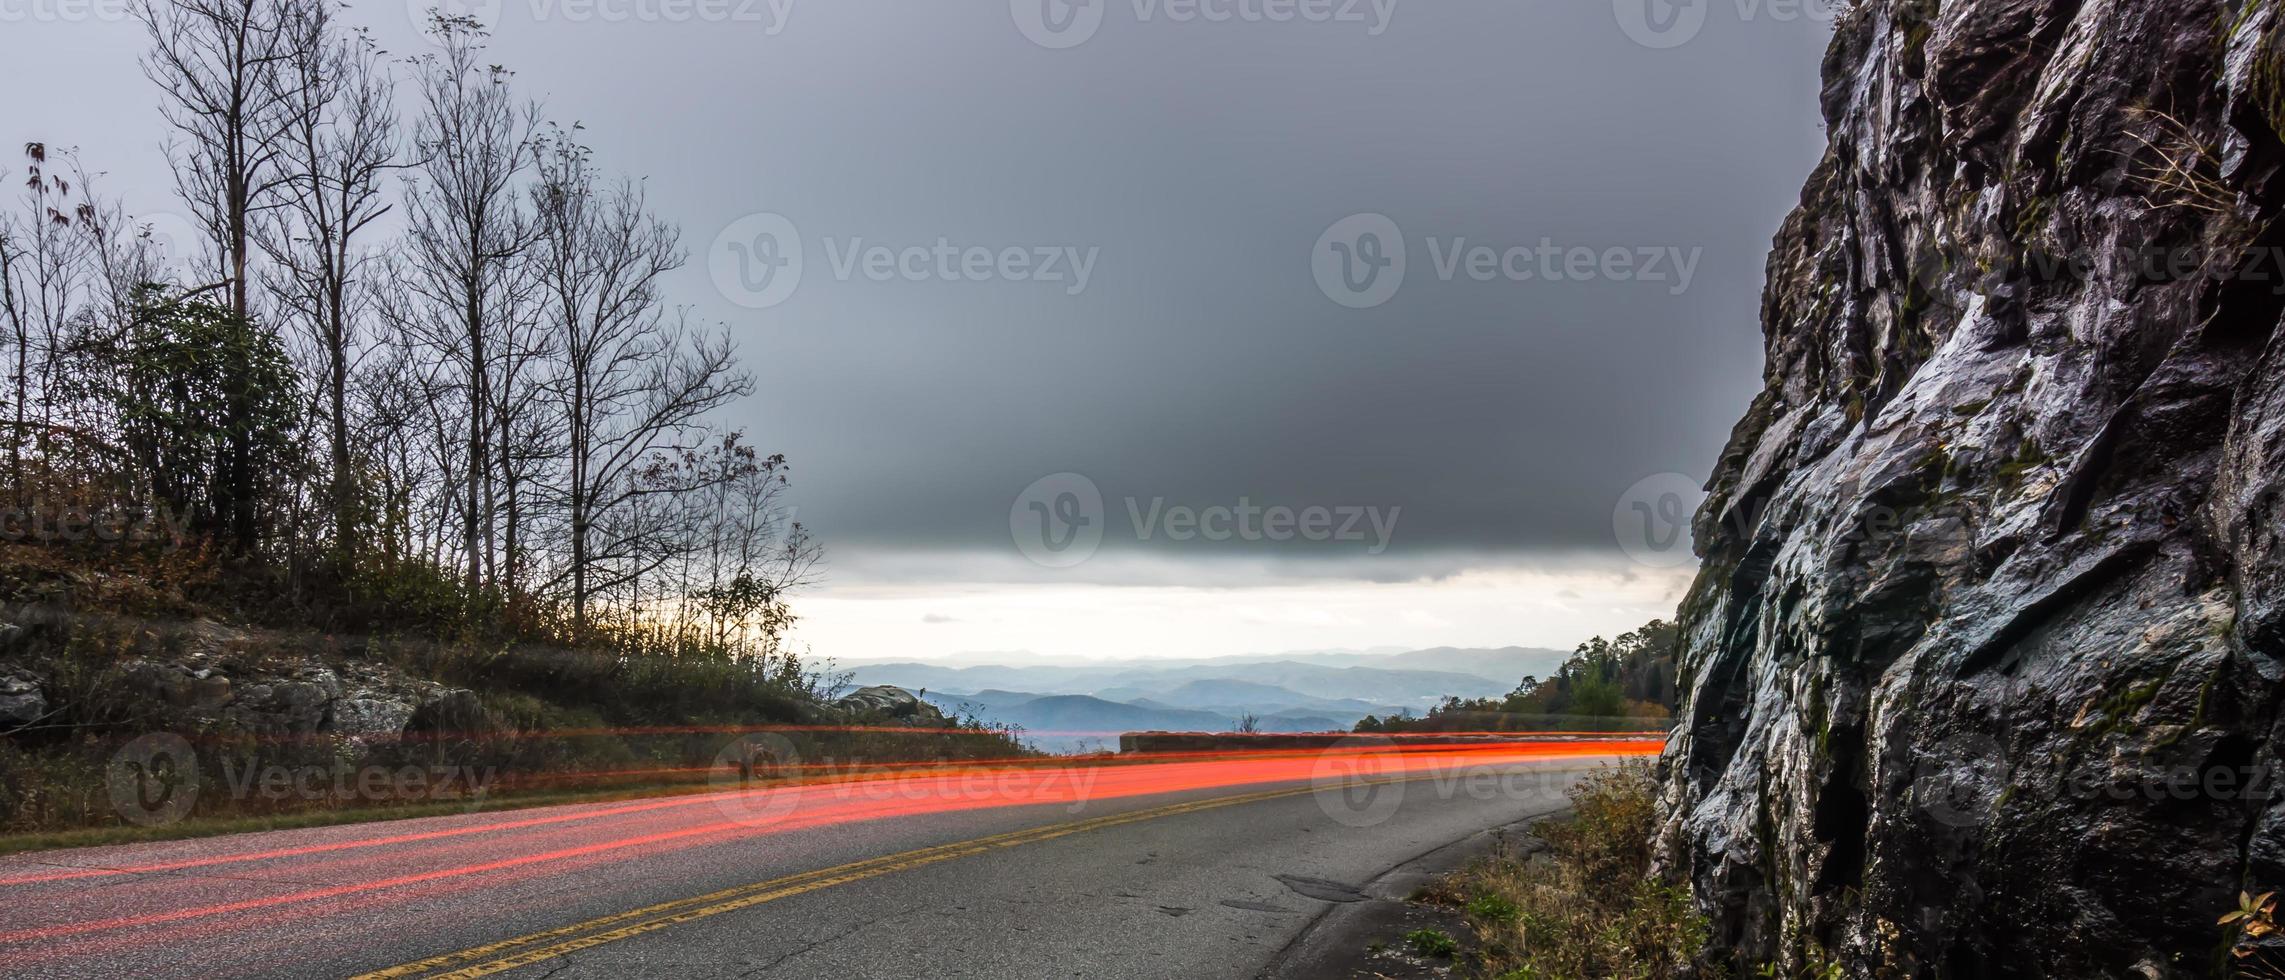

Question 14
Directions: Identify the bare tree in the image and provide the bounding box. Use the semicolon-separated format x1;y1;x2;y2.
398;15;539;593
3;2;813;655
136;0;303;553
488;257;553;598
526;125;749;634
685;435;818;655
0;144;99;496
135;0;297;318
257;0;399;562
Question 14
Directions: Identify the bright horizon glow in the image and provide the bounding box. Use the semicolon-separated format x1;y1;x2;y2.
789;558;1695;664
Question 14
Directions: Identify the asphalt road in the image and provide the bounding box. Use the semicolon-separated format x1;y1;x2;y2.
0;743;1650;979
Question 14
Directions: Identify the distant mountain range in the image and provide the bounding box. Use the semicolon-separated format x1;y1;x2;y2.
840;646;1566;753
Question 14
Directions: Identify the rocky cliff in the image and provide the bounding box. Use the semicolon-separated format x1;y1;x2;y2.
1657;0;2285;975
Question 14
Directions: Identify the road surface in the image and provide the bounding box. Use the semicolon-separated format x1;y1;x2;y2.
0;742;1652;979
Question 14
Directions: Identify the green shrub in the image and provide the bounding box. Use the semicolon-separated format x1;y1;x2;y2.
1406;928;1460;959
1444;762;1715;979
1465;892;1521;925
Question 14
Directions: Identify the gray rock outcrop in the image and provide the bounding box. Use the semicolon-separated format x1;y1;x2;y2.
1658;0;2285;975
834;685;949;726
0;666;44;729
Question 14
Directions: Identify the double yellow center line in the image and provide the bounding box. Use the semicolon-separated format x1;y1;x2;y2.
355;779;1366;979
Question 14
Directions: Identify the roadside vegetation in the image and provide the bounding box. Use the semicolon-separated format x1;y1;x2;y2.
1413;762;1712;979
0;1;1033;843
0;585;1030;843
1385;762;1868;979
2221;890;2285;978
1359;620;1679;734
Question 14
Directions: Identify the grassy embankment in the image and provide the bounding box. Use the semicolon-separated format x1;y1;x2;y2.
0;544;1032;852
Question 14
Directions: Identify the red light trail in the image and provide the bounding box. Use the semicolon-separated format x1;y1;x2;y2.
0;738;1657;970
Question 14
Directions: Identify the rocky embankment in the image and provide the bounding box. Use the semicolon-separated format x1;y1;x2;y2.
1658;0;2285;975
0;605;953;745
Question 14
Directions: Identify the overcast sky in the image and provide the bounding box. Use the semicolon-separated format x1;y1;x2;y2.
2;0;1837;662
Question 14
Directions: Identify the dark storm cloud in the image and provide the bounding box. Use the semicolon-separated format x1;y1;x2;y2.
2;0;1835;579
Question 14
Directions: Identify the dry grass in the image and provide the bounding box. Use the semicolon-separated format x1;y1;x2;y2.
1434;762;1715;980
2123;108;2236;219
0;592;1032;840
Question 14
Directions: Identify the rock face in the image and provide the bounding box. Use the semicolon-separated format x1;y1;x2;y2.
23;619;456;741
833;685;948;726
1657;0;2285;975
331;697;418;737
403;689;496;737
0;666;44;729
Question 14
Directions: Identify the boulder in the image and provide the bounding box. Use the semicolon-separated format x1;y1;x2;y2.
0;666;45;729
404;690;496;737
188;672;232;708
328;697;416;737
225;678;331;734
121;660;199;708
177;619;247;662
833;685;948;726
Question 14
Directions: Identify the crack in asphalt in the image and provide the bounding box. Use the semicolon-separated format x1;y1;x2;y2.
1219;899;1296;914
527;954;576;980
1272;874;1366;903
735;905;916;977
